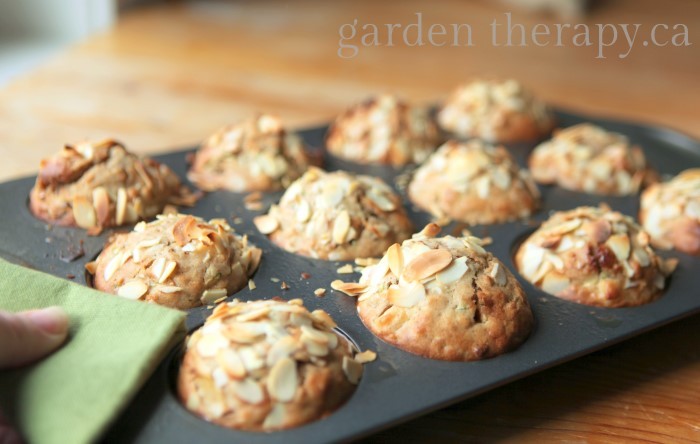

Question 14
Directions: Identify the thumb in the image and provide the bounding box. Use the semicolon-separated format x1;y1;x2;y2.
0;307;69;369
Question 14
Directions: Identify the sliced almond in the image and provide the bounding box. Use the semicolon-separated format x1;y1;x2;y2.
172;215;197;246
231;378;264;404
103;252;123;281
541;272;570;295
117;279;148;300
196;333;228;357
490;263;507;287
519;244;545;280
415;223;442;239
387;243;404;276
361;256;389;286
464;237;487;255
212;367;230;389
475;175;490;199
342;356;363;385
310;309;337;329
267;336;297;367
254;215;279;234
72;196;97;229
355;257;380;267
159;261;177;283
337;264;354;274
262;403;286;430
267;357;297;402
236;307;271;322
238;346;265;371
158;285;182;293
545;253;565;271
116;187;127;225
248;279;256;290
92;187;110;226
354;350;377;364
368;191;396;211
303;337;329;356
654;274;666;290
313;288;326;297
549;218;582;236
300;325;329;344
492;167;511;190
436;257;468;284
323;331;338;349
632;247;650;267
150;257;166;281
296;199;311;222
216;348;247;379
224;322;266;344
402;249;453;282
332;210;351;245
388;281;426;308
330;280;366;296
606;234;631;262
201;288;228;305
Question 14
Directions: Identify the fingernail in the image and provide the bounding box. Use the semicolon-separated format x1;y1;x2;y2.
23;307;69;335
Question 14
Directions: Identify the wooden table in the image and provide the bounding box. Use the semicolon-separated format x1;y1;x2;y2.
1;0;699;441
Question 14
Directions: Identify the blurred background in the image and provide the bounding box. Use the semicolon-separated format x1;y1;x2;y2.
0;0;697;180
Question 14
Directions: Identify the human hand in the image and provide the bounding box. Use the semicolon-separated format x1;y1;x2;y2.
0;307;68;443
0;307;69;369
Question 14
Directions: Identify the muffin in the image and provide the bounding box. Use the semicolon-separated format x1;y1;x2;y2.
86;213;261;309
178;298;365;431
529;123;657;195
338;223;533;361
437;79;554;143
29;139;196;234
640;169;700;255
408;139;540;225
188;114;312;192
325;94;440;166
514;206;676;307
253;168;414;261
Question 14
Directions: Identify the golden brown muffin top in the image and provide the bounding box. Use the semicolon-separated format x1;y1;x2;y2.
178;298;370;431
189;114;311;192
31;138;196;233
87;213;260;309
515;206;676;307
326;94;440;166
254;167;414;260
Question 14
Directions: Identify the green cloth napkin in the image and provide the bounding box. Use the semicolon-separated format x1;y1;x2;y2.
0;259;186;444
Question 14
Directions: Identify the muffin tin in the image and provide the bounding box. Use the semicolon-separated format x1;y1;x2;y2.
1;109;699;443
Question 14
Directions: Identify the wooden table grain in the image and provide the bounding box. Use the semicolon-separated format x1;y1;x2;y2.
1;0;698;442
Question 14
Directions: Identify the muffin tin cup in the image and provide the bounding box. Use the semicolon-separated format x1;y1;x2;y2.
1;109;699;443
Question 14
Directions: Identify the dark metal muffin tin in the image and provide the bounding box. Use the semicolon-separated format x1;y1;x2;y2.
1;109;698;443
